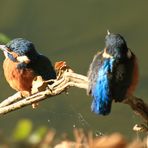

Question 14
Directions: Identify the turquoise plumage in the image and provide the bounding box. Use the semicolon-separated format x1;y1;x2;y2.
87;32;138;115
91;58;114;115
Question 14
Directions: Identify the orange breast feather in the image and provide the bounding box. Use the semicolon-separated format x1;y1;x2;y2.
3;58;36;92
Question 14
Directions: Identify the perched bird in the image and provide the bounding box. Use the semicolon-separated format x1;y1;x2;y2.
0;38;56;95
87;31;138;115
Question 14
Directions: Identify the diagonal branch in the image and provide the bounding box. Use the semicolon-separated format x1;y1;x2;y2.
123;95;148;122
0;69;147;126
0;72;88;115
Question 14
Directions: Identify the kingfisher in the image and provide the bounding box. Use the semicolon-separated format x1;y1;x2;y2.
87;31;138;115
0;38;56;96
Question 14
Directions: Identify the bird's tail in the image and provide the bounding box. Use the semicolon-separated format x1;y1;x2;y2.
91;96;112;115
89;58;114;115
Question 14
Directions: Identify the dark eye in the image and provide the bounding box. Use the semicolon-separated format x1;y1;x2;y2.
6;48;12;52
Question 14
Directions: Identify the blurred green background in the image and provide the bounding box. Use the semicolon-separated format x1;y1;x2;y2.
0;0;147;140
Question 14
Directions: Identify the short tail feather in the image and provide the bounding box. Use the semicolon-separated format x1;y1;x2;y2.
88;58;114;115
91;96;112;115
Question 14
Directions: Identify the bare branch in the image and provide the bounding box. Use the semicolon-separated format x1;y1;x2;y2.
123;96;148;122
0;68;147;126
0;92;22;108
0;71;88;115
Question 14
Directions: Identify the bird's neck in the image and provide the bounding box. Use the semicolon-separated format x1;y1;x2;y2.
103;48;113;58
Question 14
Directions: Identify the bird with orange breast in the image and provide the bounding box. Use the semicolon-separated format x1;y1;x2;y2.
0;38;56;96
87;31;139;115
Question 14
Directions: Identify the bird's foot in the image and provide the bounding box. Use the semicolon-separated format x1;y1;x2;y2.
21;91;31;97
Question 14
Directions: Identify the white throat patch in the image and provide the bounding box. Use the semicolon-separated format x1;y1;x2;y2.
102;48;113;58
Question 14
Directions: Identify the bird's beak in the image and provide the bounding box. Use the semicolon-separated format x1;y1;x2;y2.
0;45;9;53
0;45;11;58
0;45;30;63
107;30;110;35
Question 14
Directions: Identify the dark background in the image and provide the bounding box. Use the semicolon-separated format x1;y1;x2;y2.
0;0;147;139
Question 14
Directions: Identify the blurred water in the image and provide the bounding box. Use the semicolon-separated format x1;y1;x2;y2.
0;0;148;139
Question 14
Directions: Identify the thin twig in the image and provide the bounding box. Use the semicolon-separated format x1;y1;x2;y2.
0;92;22;108
124;95;148;122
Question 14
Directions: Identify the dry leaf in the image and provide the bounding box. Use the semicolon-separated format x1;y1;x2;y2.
54;61;74;79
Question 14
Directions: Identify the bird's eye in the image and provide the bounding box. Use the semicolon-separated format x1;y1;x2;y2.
7;48;12;52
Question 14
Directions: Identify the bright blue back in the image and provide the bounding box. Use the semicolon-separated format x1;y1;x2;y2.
91;58;114;115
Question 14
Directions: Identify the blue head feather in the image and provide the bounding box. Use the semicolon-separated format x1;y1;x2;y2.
91;58;114;115
6;38;38;61
5;38;56;80
105;33;128;59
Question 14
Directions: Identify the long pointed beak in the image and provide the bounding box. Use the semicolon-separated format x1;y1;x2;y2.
0;45;30;63
0;45;12;58
0;45;9;53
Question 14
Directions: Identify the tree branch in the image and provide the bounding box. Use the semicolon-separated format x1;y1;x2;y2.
123;96;148;122
0;71;88;115
0;68;147;127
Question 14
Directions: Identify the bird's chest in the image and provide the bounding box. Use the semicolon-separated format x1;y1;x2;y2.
3;58;36;92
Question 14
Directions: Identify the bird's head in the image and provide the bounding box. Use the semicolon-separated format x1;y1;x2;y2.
0;38;38;63
105;31;131;59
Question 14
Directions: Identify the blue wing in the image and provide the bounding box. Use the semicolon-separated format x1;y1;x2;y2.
88;52;114;115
